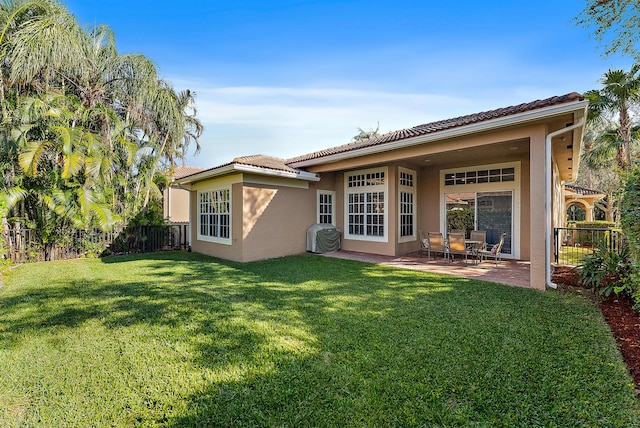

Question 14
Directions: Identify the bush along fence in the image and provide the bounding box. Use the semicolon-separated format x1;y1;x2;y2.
554;226;625;266
2;224;190;263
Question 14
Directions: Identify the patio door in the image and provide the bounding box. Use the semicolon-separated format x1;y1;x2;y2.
445;190;513;256
476;191;512;255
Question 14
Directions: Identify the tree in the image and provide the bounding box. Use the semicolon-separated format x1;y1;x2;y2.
576;0;640;59
0;0;203;254
584;65;640;170
352;122;380;142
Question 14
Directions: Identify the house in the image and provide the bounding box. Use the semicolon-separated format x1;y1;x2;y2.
178;93;588;290
564;184;605;223
163;165;205;223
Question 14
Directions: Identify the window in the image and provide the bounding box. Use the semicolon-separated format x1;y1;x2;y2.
399;167;416;241
198;188;231;244
444;167;515;186
317;190;335;225
345;167;388;241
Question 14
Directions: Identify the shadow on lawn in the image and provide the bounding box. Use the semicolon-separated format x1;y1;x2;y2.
3;252;630;426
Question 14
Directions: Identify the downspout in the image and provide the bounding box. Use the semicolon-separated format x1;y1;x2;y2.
545;117;585;289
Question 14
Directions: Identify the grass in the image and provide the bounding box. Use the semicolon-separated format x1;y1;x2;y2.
557;244;594;266
0;251;638;427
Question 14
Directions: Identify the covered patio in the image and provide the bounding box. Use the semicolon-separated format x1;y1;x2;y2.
321;250;531;288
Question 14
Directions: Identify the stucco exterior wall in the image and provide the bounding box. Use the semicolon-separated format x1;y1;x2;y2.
241;182;317;262
163;186;191;223
529;127;547;290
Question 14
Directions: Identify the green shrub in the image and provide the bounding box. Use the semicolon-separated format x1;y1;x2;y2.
580;242;633;298
567;221;617;247
446;209;474;233
569;221;616;229
619;167;640;309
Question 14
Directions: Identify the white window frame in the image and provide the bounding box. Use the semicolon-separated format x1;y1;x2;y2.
398;167;416;243
197;187;232;245
440;161;520;259
317;190;336;225
344;166;388;242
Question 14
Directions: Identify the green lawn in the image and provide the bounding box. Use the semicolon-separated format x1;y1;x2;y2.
0;252;638;427
557;245;594;266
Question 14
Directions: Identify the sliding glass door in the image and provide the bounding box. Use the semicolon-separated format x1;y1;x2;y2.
476;191;512;255
445;190;513;255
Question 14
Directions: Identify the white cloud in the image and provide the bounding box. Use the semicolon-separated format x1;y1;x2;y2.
170;79;479;168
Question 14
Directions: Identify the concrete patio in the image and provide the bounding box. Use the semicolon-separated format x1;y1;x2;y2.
321;250;532;288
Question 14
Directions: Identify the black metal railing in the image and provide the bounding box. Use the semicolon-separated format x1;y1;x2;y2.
553;227;624;266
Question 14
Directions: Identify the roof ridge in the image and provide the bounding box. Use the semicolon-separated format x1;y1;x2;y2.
285;92;585;165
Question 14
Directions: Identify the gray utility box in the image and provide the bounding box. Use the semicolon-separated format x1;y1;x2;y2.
306;224;341;253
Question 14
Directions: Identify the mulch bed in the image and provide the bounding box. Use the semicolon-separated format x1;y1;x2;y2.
552;266;640;395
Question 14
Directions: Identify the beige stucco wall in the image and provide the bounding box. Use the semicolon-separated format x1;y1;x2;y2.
241;182;317;262
529;127;547;290
163;186;191;223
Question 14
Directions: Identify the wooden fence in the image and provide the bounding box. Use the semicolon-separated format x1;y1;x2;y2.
2;224;190;263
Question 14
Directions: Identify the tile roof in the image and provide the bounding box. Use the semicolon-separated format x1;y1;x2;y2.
172;165;206;179
231;155;301;173
565;184;604;196
286;92;585;164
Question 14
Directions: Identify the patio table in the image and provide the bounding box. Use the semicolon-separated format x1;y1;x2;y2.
465;240;484;265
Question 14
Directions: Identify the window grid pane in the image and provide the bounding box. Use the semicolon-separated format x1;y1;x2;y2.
198;189;231;240
444;167;516;186
347;169;386;238
400;191;414;237
319;192;333;224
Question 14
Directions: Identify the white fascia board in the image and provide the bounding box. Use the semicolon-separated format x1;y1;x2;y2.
175;164;236;185
290;100;589;168
232;164;320;181
176;163;319;185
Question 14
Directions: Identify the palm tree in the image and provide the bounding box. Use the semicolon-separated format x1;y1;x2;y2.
584;65;640;170
0;0;203;228
352;122;380;142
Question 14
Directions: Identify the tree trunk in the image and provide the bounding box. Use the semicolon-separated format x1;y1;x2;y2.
619;107;632;170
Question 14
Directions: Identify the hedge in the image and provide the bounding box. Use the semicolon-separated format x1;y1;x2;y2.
619;167;640;308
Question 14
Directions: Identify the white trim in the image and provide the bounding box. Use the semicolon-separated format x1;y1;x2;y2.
344;166;389;242
234;164;320;181
244;173;310;189
440;161;521;259
289;100;588;168
178;163;319;185
191;174;241;191
317;190;336;225
196;184;233;246
398;167;416;243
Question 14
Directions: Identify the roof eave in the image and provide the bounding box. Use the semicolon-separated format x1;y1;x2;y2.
288;99;589;168
176;163;319;185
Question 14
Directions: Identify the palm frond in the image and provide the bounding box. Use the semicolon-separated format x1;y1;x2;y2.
18;138;51;175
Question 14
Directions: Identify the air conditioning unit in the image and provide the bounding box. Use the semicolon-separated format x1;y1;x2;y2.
306;224;341;253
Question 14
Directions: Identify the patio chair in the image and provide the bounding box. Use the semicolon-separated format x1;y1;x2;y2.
449;228;466;238
478;232;507;266
447;232;469;263
418;230;429;257
427;232;447;260
469;230;486;248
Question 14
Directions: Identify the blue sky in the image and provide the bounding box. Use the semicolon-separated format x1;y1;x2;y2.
65;0;633;168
